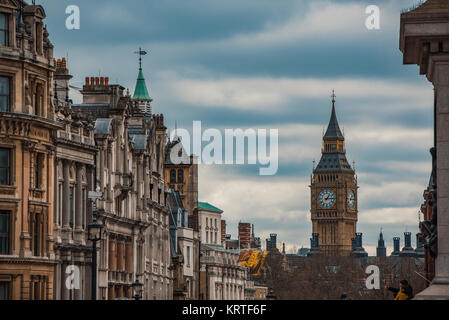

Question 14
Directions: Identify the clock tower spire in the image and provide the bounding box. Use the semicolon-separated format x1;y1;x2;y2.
310;91;358;256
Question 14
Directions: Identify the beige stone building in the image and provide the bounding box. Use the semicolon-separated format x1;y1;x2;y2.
400;0;449;299
0;1;59;300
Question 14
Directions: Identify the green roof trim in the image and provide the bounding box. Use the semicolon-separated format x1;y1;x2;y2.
198;202;223;213
133;69;151;100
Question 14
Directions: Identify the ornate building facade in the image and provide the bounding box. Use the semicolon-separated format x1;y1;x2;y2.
0;1;59;300
165;137;199;299
52;58;97;300
310;94;358;256
72;65;172;299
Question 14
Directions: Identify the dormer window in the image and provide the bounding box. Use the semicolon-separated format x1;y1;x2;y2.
0;13;8;47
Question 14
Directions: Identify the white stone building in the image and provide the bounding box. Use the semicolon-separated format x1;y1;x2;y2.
196;202;255;300
197;202;222;246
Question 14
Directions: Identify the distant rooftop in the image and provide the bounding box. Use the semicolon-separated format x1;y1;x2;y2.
401;0;449;14
198;202;223;213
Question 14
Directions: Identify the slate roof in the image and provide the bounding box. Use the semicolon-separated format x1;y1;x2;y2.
72;104;110;118
315;153;354;174
323;103;344;141
130;134;147;150
94;118;113;135
165;136;190;165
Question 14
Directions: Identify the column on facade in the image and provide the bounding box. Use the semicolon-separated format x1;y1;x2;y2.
46;151;55;257
123;129;129;174
117;241;124;271
109;238;116;271
62;160;71;229
137;156;143;210
115;126;121;175
434;62;449;283
108;286;115;300
99;145;105;191
107;143;113;202
61;262;70;300
75;163;83;231
125;242;132;273
86;165;94;225
144;156;149;210
74;258;82;300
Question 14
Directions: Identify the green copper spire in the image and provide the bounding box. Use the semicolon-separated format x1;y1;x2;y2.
133;48;152;101
133;68;151;100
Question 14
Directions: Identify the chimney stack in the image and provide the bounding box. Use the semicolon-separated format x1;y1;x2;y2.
391;237;401;256
404;232;412;248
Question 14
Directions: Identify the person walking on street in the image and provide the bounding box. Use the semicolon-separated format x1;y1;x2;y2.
385;280;414;300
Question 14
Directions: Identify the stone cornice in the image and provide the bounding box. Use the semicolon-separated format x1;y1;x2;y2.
0;255;58;265
0;112;63;130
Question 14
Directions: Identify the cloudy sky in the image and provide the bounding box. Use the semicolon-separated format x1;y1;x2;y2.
43;0;433;255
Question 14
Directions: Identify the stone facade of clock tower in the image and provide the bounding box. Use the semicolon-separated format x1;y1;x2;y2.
310;94;358;256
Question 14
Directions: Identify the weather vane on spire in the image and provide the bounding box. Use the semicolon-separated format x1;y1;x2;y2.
134;47;148;70
331;89;336;104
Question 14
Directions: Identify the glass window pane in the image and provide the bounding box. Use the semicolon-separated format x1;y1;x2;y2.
0;213;8;233
0;96;7;112
0;32;5;46
0;283;9;300
0;149;9;166
0;77;9;95
0;168;8;185
0;212;10;255
0;14;6;29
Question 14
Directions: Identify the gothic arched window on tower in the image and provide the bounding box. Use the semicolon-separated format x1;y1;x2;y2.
170;169;176;183
178;169;184;183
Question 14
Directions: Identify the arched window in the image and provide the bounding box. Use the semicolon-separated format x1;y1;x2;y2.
178;169;184;183
170;169;176;183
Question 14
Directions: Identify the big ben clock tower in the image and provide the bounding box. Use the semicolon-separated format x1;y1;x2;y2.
310;91;358;256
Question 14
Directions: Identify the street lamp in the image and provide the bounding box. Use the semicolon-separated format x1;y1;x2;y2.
132;275;144;300
266;288;277;300
88;219;102;300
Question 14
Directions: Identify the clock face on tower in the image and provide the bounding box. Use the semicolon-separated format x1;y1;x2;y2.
347;189;355;209
318;189;336;209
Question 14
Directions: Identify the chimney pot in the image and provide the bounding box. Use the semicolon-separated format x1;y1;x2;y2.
105;77;109;86
90;77;95;86
85;77;89;86
62;57;67;68
95;77;99;86
57;59;61;68
100;77;104;86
